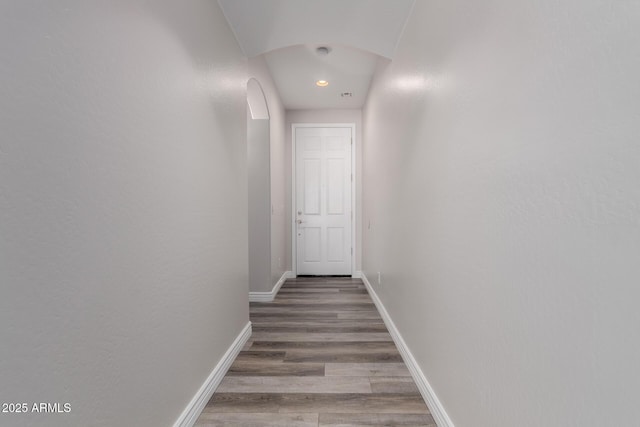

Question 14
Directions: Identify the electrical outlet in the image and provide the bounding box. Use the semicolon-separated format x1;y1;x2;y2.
377;272;381;285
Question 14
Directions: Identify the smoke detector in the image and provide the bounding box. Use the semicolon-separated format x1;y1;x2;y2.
316;46;331;56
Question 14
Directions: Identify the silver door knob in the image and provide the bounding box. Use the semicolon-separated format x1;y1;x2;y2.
297;219;304;224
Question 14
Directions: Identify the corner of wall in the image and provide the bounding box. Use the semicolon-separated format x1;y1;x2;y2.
360;273;454;427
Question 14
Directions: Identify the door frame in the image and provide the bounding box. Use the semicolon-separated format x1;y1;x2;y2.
291;123;356;277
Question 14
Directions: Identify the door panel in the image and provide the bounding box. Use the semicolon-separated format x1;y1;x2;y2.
327;158;345;215
303;227;321;262
295;127;352;275
303;159;321;214
327;227;345;262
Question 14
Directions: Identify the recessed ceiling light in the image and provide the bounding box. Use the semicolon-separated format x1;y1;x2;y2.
316;80;329;87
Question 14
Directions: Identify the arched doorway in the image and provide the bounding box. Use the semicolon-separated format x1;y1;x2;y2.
246;78;272;296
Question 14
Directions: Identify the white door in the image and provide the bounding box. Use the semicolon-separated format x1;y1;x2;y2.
295;127;352;275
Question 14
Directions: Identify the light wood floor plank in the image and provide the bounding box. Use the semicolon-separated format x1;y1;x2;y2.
337;312;383;320
206;393;429;414
284;349;402;363
196;412;319;426
369;376;421;393
251;332;393;342
195;413;318;427
250;309;380;316
325;363;412;377
228;361;325;376
217;376;372;393
319;412;436;426
250;312;339;319
253;324;388;333
264;296;374;304
250;303;377;311
234;351;286;363
250;320;386;329
249;341;398;351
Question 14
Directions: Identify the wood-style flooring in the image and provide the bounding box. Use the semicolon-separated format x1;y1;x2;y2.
195;277;435;426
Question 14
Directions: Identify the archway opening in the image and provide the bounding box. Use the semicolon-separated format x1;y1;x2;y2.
247;78;272;296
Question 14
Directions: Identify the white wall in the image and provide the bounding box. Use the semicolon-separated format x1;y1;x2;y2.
362;1;640;426
0;2;248;426
286;109;363;273
249;56;288;288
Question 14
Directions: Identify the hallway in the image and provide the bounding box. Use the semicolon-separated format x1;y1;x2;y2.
3;1;640;426
196;277;434;426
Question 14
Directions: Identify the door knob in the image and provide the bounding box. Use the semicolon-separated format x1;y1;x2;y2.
297;219;304;224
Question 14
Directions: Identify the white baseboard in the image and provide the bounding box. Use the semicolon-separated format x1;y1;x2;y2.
249;270;293;302
352;271;363;279
173;321;252;427
361;273;454;427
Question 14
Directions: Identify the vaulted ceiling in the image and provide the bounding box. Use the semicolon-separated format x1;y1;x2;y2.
218;0;415;109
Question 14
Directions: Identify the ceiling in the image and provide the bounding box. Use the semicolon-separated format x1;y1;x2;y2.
264;44;379;110
218;0;415;110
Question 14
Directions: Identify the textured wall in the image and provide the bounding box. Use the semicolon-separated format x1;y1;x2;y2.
0;1;248;426
286;109;363;273
362;0;640;426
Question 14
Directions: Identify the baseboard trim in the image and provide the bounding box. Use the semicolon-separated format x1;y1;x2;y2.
173;321;252;427
249;270;293;302
361;273;454;427
352;271;363;279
